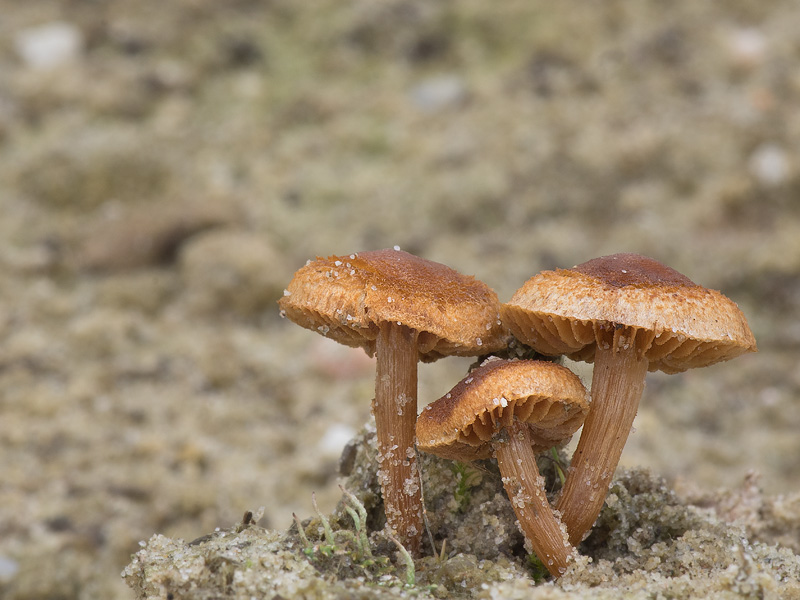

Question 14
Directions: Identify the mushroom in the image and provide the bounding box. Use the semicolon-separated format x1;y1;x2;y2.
500;253;757;545
278;248;508;554
416;358;589;577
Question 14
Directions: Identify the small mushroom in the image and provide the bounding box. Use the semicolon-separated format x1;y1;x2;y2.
278;248;507;554
501;253;757;545
416;358;589;577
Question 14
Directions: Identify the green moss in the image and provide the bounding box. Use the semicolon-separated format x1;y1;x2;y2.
292;488;413;587
526;554;551;584
450;462;482;514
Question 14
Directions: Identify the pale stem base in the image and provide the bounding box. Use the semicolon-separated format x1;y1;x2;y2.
556;341;648;546
374;322;423;556
495;421;574;577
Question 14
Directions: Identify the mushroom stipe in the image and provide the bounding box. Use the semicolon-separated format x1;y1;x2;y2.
416;358;589;577
280;250;756;571
501;253;756;546
279;248;507;556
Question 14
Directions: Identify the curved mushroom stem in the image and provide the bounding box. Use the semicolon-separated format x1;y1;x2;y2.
555;337;648;546
494;420;575;578
374;322;423;556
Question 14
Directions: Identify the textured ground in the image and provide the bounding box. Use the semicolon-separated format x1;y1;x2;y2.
1;1;799;598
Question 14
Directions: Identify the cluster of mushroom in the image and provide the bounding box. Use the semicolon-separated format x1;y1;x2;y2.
279;249;756;578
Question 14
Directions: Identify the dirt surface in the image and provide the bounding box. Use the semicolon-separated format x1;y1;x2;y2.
1;1;799;598
122;434;800;599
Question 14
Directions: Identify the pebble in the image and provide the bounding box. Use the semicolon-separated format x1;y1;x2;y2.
748;143;790;186
178;229;289;316
0;556;19;580
410;75;466;112
317;423;357;457
14;22;83;70
726;27;767;69
75;202;231;272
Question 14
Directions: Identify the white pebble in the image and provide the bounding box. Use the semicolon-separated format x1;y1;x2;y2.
749;143;790;186
14;22;83;70
318;423;356;456
727;28;767;68
410;75;466;112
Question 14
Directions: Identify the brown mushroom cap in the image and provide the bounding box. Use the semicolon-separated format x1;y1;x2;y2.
501;253;757;373
416;359;589;462
279;248;508;361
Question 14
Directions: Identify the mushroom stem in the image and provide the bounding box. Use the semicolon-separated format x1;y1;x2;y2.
374;322;423;556
556;337;648;546
494;420;574;577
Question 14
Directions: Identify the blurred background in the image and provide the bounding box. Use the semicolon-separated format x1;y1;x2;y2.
1;1;799;597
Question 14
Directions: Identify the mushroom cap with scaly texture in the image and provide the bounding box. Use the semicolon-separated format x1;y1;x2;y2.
278;248;508;362
416;359;589;461
501;253;757;374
